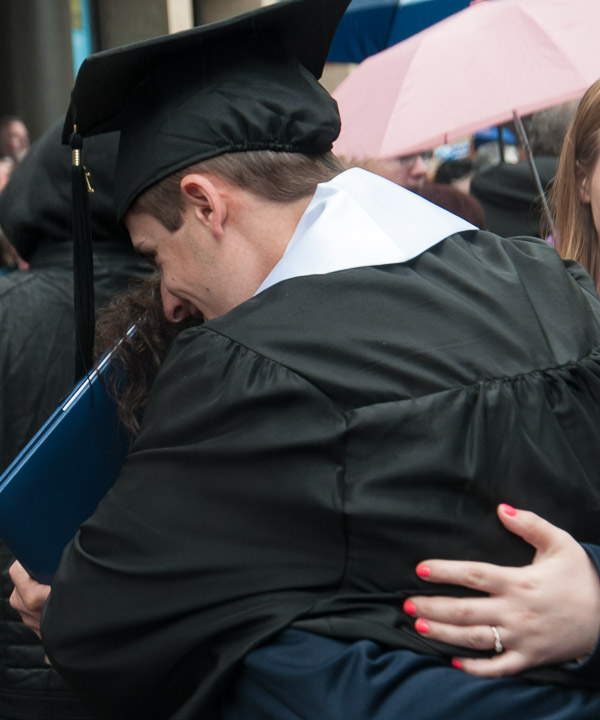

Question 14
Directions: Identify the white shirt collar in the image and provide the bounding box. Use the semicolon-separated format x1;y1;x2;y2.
255;168;475;295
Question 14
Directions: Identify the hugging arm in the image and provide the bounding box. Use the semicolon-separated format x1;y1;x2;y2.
404;504;600;680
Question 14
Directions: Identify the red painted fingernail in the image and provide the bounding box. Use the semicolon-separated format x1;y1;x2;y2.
451;659;463;670
404;600;417;616
416;564;430;578
415;619;429;634
500;503;517;517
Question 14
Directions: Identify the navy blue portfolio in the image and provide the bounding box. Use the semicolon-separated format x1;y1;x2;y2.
0;348;130;584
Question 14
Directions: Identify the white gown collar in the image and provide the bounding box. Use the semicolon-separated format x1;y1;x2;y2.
255;168;475;296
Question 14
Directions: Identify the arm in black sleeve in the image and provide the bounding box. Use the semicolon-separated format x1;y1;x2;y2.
42;326;346;720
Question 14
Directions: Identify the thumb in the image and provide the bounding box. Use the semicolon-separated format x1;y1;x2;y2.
496;504;570;558
453;650;529;678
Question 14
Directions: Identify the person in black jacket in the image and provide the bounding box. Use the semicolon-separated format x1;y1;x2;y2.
470;102;578;237
0;119;151;720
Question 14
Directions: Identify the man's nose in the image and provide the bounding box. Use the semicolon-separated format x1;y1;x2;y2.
160;281;194;323
410;155;428;178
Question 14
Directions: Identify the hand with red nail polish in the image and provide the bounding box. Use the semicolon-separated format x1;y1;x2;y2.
416;564;430;578
403;504;600;678
415;619;429;634
403;600;417;616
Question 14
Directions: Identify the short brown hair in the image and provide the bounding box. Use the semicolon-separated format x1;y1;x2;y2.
129;150;344;232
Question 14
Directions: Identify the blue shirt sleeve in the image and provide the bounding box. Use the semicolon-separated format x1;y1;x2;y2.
565;543;600;680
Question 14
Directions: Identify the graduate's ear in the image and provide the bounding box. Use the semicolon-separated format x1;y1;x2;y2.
180;174;227;239
576;161;591;204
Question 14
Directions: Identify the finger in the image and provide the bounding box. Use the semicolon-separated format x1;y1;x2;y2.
412;558;513;595
412;617;510;653
8;560;29;586
452;651;528;678
8;566;50;614
9;586;24;615
9;587;43;639
404;595;505;627
9;586;36;620
495;503;572;557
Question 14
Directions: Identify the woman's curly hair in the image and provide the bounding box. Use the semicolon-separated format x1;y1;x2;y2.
94;275;203;439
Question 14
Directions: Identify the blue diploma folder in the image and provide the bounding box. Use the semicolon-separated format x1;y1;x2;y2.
0;349;130;584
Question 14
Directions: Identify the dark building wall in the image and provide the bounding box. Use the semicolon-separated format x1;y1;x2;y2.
0;0;170;144
202;0;261;24
0;0;297;145
95;0;168;49
0;0;73;142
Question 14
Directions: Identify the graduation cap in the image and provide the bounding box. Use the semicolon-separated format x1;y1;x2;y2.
65;0;351;378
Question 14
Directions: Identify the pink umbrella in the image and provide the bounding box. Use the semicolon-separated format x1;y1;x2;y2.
332;0;600;160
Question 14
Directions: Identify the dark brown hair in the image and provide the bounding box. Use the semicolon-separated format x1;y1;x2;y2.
129;150;344;231
416;182;485;229
94;276;203;438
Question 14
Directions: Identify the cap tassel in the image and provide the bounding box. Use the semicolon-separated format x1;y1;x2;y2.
70;126;96;381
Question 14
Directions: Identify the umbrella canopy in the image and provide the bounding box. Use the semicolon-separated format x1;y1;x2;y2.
333;0;599;159
327;0;471;63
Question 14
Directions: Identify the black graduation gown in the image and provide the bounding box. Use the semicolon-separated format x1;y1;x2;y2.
42;230;600;719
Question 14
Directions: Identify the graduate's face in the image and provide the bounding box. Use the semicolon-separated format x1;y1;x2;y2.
126;211;207;323
127;173;283;322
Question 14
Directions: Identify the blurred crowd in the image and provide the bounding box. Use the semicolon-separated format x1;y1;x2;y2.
339;98;580;241
0;93;597;280
0;115;30;273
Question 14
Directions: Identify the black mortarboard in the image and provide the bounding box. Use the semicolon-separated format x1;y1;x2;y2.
64;0;351;378
64;0;350;220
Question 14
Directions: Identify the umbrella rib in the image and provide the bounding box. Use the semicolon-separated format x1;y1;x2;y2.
382;1;399;51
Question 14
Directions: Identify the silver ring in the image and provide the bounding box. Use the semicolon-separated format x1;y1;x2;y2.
491;625;504;654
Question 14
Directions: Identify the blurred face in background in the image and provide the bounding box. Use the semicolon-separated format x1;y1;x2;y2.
0;120;30;163
368;151;431;191
0;158;14;193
